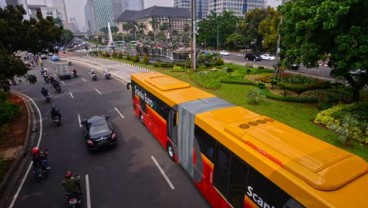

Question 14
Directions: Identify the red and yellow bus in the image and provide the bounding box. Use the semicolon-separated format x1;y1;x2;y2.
128;72;368;208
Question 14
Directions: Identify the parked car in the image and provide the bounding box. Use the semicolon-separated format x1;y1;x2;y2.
81;115;117;150
219;50;230;56
261;53;276;61
245;53;262;61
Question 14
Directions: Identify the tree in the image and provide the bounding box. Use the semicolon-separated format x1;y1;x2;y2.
149;18;160;41
280;0;368;102
258;7;280;52
197;11;238;49
137;22;147;38
238;8;268;52
0;5;63;91
100;26;118;34
60;29;74;46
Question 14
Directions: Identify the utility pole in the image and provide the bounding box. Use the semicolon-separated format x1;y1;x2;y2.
191;0;196;72
275;0;285;76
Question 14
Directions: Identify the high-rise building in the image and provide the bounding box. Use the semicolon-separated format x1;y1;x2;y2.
91;0;115;33
174;0;208;19
48;0;68;24
84;0;97;34
126;0;143;11
208;0;267;17
84;0;144;35
245;0;267;12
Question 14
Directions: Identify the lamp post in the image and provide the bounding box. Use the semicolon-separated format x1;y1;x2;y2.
191;0;196;71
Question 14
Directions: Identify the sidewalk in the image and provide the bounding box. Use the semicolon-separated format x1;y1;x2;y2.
0;92;38;208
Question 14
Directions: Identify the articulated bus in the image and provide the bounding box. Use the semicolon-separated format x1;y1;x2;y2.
127;72;368;208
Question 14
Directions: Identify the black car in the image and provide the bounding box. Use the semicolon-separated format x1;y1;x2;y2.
81;115;117;150
245;53;262;61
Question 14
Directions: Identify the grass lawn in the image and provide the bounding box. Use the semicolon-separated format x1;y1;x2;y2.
107;57;368;161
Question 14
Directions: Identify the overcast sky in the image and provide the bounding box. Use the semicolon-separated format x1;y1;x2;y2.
63;0;280;32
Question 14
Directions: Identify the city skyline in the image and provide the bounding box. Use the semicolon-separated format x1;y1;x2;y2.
63;0;280;32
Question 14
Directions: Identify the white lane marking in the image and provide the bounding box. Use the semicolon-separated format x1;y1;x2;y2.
78;114;82;127
70;92;74;99
61;81;65;85
95;89;102;95
151;156;175;190
82;78;87;82
9;93;43;208
85;174;91;208
114;107;125;119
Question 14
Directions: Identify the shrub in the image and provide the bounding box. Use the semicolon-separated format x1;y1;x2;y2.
153;62;161;67
142;54;149;64
111;52;118;58
117;53;123;59
132;55;140;62
171;65;186;72
247;88;266;105
126;54;131;61
0;101;21;126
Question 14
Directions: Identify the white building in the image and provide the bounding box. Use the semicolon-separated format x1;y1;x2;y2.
208;0;267;17
174;0;209;19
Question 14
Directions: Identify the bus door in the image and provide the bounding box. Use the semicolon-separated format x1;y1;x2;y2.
167;108;178;160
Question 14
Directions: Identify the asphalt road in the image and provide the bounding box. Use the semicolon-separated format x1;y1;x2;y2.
11;59;210;207
221;53;333;78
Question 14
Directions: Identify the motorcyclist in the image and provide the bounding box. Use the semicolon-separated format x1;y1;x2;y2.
50;105;61;120
103;68;111;79
49;74;55;84
62;171;81;195
31;147;50;171
72;68;77;77
41;87;49;97
53;79;60;88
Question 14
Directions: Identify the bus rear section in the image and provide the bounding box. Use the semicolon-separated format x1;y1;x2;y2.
193;106;368;208
130;72;215;162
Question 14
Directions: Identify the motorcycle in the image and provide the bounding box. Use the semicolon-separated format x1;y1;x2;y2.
53;82;61;93
33;163;48;180
52;115;62;126
44;94;51;102
66;192;82;208
104;72;111;80
43;74;49;83
91;73;97;81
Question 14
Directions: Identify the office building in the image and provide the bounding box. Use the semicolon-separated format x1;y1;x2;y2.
174;0;208;19
208;0;267;17
116;6;190;35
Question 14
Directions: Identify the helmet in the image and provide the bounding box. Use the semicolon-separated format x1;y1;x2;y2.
65;171;72;179
42;87;45;90
31;147;39;155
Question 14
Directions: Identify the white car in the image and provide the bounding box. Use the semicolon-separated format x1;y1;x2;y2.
219;50;230;56
261;53;276;61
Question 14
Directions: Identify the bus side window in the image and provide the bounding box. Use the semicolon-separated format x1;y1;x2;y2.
246;167;305;208
195;125;215;162
213;145;230;195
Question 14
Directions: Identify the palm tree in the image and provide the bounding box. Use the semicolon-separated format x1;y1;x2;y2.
149;18;160;41
137;22;147;39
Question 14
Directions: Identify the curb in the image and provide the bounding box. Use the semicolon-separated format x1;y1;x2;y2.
0;92;37;207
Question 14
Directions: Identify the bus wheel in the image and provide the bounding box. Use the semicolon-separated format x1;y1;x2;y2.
167;143;175;160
